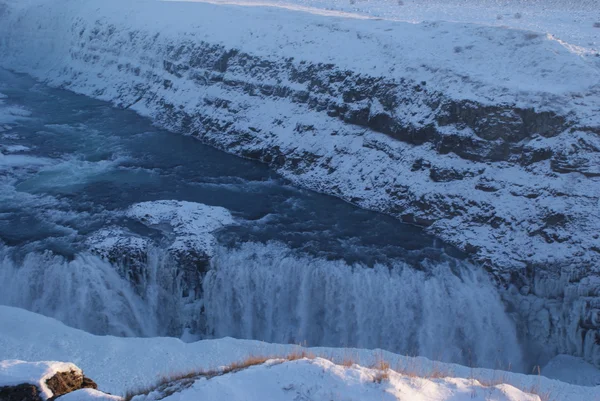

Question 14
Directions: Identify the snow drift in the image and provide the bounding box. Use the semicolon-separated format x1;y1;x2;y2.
137;357;541;401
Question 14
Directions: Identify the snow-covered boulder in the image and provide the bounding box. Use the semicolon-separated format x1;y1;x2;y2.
124;200;235;300
0;360;99;401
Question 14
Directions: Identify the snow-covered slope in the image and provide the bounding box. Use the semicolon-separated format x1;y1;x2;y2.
197;0;600;48
1;306;599;401
0;0;599;368
142;357;541;401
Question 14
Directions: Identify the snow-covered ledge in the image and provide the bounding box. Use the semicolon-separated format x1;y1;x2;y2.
0;0;598;366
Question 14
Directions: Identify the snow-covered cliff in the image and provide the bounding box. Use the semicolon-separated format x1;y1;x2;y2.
0;0;598;367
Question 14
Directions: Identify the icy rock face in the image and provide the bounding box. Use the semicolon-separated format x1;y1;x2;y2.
89;200;235;288
87;229;152;287
85;201;235;336
0;0;599;366
124;200;236;300
507;268;600;368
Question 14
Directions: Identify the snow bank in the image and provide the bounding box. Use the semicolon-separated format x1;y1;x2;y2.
193;0;599;51
150;357;539;401
1;306;599;400
59;389;122;401
542;355;600;387
0;360;81;400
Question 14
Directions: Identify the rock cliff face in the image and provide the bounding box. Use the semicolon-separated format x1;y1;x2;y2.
0;0;598;367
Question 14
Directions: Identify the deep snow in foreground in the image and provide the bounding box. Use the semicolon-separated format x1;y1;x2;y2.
140;358;540;401
0;358;543;401
1;307;599;401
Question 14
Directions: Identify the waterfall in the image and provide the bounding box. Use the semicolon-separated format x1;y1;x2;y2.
203;242;524;370
0;244;193;337
0;239;525;370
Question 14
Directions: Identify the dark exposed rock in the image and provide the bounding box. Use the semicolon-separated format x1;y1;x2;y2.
0;383;41;401
429;166;477;182
474;179;501;192
46;370;97;401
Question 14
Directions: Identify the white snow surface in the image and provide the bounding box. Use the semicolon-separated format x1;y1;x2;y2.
126;200;235;256
1;0;598;121
0;360;82;400
1;306;599;401
59;389;122;401
176;0;600;52
150;357;539;401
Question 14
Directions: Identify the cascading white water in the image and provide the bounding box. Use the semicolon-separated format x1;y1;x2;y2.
0;240;525;370
0;244;191;337
203;242;524;370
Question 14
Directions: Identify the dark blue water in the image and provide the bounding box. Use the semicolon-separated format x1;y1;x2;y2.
0;68;463;267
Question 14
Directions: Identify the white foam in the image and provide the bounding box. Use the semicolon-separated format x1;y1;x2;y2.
0;153;52;168
2;144;30;153
0;246;170;337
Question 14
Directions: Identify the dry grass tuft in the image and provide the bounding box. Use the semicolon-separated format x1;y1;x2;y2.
371;355;391;383
123;355;273;401
373;370;390;383
335;349;360;368
223;355;271;374
123;370;203;401
284;349;316;361
340;357;355;367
